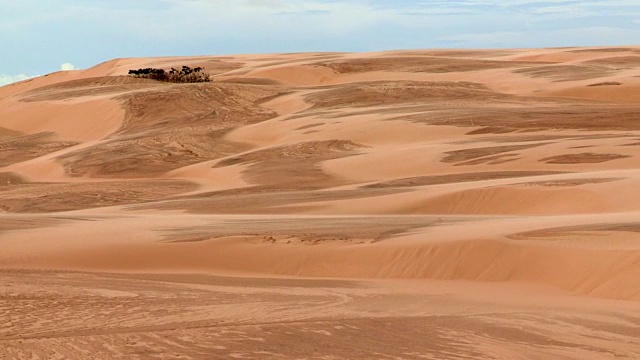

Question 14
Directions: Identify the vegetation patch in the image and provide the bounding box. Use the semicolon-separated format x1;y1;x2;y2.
128;66;211;83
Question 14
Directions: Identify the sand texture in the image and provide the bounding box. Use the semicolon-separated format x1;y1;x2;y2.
1;47;639;359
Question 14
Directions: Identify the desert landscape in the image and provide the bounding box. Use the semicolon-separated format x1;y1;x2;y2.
1;47;639;359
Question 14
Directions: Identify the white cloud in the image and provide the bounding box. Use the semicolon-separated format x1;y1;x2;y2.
438;31;525;47
0;63;75;87
0;73;37;87
60;62;76;71
437;26;640;48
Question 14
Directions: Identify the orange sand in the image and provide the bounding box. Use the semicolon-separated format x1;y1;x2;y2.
1;47;639;359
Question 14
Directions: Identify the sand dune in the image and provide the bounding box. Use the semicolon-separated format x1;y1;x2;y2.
1;47;639;359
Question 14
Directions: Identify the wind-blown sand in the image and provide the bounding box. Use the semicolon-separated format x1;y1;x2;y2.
1;47;639;359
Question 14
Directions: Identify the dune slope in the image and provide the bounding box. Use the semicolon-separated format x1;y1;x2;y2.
1;47;639;359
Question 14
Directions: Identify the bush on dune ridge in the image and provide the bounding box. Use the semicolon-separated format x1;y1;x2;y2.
128;66;211;83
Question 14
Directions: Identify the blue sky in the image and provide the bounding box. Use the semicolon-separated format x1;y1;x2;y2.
2;0;639;85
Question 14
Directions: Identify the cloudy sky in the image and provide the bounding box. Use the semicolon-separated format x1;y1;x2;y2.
2;0;639;85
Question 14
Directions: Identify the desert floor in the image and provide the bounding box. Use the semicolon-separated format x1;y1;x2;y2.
1;47;639;359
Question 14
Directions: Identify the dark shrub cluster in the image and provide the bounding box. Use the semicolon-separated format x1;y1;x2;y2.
128;66;211;83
